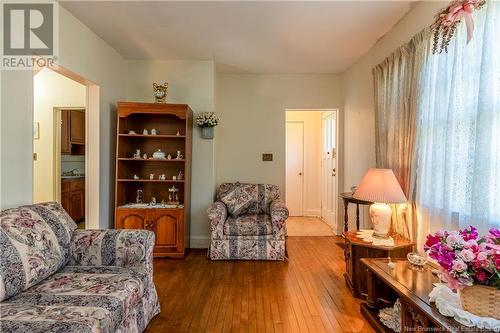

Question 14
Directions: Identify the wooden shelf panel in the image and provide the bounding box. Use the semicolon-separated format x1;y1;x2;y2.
117;179;184;183
119;134;186;139
118;158;185;162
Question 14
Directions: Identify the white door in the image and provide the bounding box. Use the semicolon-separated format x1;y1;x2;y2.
321;112;337;228
286;121;304;216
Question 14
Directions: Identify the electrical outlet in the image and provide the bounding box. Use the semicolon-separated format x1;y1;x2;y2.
262;153;273;161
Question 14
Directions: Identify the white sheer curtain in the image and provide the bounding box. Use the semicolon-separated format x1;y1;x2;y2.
416;1;500;247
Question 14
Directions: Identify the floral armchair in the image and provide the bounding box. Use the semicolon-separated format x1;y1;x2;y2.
207;183;288;260
0;202;159;333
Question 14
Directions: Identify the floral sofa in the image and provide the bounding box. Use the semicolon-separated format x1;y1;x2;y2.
0;202;159;333
207;183;288;260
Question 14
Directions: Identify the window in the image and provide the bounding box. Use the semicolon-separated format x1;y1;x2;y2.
415;2;500;235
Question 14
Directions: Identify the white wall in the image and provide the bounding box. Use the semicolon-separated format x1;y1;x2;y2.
1;5;127;229
285;111;322;216
126;60;216;248
33;70;86;203
342;1;446;230
216;74;343;189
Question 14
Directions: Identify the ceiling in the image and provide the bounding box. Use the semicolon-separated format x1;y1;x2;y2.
61;1;413;74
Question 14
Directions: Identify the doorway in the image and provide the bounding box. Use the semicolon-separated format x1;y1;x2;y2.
285;109;339;236
32;66;100;229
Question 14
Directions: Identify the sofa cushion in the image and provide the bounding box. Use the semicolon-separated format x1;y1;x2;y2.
0;202;77;301
223;214;273;236
0;265;157;333
218;183;280;216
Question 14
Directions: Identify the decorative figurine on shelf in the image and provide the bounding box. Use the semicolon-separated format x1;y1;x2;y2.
133;149;141;159
151;128;157;135
161;199;166;205
149;173;155;180
172;175;177;180
143;129;148;135
176;128;181;136
143;153;148;160
153;82;168;103
128;130;136;135
178;171;183;180
133;174;140;180
159;174;166;180
152;149;166;160
150;196;157;206
136;189;144;203
176;150;183;159
167;185;180;205
167;154;172;160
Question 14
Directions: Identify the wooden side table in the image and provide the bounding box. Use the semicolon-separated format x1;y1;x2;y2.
360;258;495;333
339;192;372;231
343;231;413;299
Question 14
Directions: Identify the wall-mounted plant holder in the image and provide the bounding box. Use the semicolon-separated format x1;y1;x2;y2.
201;126;214;139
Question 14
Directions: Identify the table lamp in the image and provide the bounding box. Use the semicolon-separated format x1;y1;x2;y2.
353;168;407;238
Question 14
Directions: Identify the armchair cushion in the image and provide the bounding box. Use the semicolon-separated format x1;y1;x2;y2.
0;202;77;301
217;183;280;216
223;214;273;236
69;229;155;275
219;184;255;217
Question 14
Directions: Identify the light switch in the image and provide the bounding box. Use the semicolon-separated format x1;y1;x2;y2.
262;153;273;161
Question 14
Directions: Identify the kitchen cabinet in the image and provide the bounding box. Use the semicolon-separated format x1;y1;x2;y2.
61;109;85;155
61;178;85;222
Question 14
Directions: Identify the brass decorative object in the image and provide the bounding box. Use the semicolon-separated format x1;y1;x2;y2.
153;82;168;103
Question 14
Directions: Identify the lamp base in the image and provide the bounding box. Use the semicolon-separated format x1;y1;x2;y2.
369;203;393;238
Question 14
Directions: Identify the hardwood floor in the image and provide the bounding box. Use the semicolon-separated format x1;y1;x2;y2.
145;236;375;333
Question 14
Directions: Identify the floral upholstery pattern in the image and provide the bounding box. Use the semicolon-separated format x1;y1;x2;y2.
0;202;77;301
223;214;273;236
208;183;288;260
0;203;159;333
217;183;280;216
69;229;155;276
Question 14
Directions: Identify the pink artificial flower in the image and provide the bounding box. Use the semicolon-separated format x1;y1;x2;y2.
475;270;488;283
460;226;479;241
476;251;488;261
436;230;448;238
424;234;442;251
437;251;456;270
458;249;475;262
452;259;468;272
489;228;500;239
446;232;464;248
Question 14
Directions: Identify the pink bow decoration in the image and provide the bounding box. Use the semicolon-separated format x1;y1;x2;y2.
443;0;477;43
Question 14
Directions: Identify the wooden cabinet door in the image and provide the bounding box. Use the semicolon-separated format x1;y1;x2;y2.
69;190;84;222
61;110;70;154
149;209;184;256
70;110;85;144
115;209;148;230
61;192;70;215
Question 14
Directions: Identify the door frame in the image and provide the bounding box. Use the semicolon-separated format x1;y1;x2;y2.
285;120;305;216
33;65;100;229
285;108;341;231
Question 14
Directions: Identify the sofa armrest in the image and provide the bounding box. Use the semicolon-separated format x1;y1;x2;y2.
69;229;155;274
270;199;289;239
207;201;228;239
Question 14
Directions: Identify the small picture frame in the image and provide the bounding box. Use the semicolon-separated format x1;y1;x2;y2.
33;122;40;140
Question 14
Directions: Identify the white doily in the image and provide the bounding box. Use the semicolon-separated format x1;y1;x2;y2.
429;284;500;331
356;229;395;247
379;299;401;332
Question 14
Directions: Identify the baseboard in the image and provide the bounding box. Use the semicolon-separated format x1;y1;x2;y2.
189;236;210;249
303;209;321;216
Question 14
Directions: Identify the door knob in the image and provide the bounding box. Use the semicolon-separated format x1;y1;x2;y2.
299;172;303;176
332;168;336;176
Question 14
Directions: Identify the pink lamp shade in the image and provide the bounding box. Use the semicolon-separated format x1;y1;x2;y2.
353;168;407;204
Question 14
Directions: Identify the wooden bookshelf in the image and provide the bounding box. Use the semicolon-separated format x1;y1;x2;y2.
114;102;192;258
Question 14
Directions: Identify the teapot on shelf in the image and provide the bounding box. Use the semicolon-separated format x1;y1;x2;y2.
152;149;166;160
